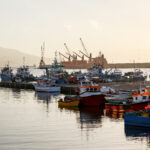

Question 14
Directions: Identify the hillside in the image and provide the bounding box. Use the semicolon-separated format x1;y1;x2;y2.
0;47;49;67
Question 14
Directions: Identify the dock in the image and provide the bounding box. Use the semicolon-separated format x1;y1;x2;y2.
0;82;34;89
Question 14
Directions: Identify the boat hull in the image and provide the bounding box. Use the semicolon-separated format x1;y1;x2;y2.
1;74;12;82
124;115;150;127
105;101;149;113
33;84;61;92
58;100;79;107
79;94;105;107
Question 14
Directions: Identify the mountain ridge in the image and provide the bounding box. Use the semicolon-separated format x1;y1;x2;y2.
0;46;48;67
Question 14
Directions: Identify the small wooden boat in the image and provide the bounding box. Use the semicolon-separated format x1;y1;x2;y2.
58;100;79;107
58;95;79;107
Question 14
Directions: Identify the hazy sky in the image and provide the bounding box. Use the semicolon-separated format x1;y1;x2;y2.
0;0;150;63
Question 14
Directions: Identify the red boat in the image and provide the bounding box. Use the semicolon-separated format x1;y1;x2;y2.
80;94;105;106
105;88;150;113
78;81;106;107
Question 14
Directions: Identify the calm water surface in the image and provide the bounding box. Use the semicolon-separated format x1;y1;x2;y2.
0;87;150;150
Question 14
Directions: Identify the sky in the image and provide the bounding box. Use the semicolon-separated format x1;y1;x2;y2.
0;0;150;63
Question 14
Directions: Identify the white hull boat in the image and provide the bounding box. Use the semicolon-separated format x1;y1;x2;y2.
105;91;131;101
33;82;61;92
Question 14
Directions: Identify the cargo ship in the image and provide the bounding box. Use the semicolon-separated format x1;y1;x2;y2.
39;39;108;69
60;53;108;69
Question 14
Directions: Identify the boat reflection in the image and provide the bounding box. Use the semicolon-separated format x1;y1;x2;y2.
125;125;150;148
11;88;21;99
78;106;104;129
35;92;60;101
58;105;79;113
125;124;150;137
105;111;124;119
35;92;61;113
58;105;104;129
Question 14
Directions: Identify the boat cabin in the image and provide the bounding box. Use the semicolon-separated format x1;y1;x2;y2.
79;81;102;94
131;88;150;103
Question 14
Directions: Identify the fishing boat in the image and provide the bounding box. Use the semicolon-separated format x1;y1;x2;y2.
105;88;150;113
58;95;79;107
112;69;122;76
0;65;13;82
78;81;106;107
13;66;35;82
58;80;113;107
44;52;68;84
124;69;147;81
105;90;131;101
124;110;150;127
33;81;61;92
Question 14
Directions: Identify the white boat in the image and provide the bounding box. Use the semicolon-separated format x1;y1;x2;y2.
33;81;61;92
105;91;131;101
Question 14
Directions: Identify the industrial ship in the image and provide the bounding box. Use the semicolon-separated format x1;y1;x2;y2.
39;39;108;69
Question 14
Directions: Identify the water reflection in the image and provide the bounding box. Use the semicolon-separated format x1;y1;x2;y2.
58;105;79;113
58;105;104;129
125;125;150;137
105;111;124;119
35;92;61;112
1;87;147;149
77;106;104;129
11;88;21;99
125;125;150;148
35;92;60;101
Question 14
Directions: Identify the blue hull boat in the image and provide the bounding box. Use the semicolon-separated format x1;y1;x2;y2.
124;111;150;128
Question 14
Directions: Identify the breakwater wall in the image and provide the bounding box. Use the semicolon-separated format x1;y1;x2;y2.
108;63;150;68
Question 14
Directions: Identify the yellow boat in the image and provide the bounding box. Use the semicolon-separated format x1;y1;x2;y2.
58;100;80;107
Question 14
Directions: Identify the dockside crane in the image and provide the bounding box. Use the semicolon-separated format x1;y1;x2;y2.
80;38;89;56
39;42;46;67
79;50;92;62
64;43;77;60
73;51;84;60
59;52;71;61
64;43;71;55
79;38;92;61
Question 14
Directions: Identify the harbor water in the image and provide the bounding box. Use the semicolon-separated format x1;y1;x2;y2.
0;87;150;150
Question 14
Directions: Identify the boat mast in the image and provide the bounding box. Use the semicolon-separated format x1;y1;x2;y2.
39;42;46;67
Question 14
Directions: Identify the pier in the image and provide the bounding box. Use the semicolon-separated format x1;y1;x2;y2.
0;82;34;89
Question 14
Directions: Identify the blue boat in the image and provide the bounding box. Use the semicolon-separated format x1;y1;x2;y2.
124;111;150;128
0;66;13;82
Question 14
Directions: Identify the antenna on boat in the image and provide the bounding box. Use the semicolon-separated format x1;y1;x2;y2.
23;57;25;66
39;42;46;68
7;61;9;67
55;50;58;63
